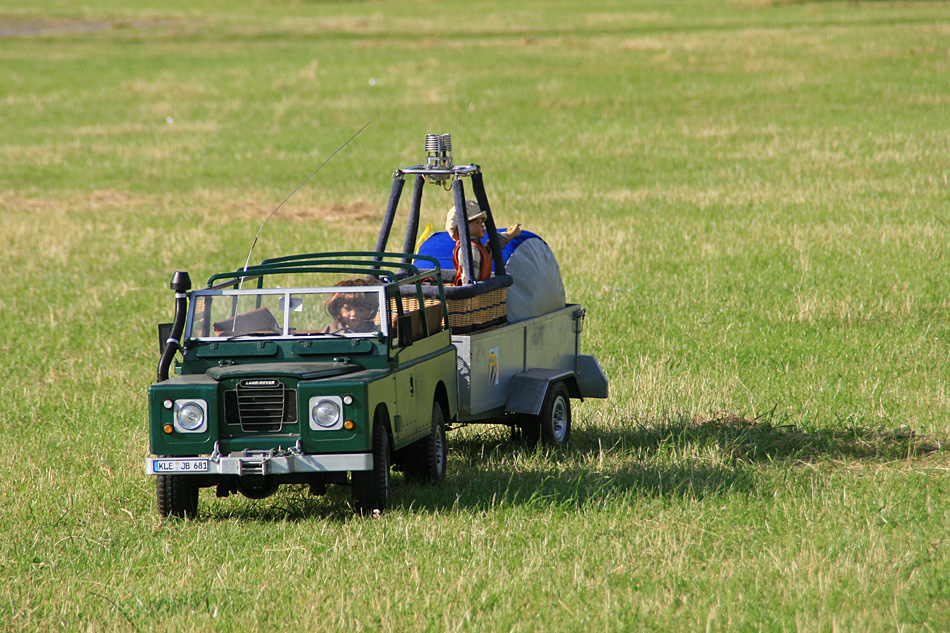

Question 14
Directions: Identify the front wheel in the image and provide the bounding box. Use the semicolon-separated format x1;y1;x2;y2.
352;421;391;515
540;382;571;446
404;401;448;484
157;474;198;518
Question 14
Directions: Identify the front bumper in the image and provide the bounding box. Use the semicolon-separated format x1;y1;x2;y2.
146;452;372;476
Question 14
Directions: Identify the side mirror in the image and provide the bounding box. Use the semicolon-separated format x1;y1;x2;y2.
158;323;173;354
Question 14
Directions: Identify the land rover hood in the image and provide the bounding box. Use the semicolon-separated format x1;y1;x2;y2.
205;362;360;382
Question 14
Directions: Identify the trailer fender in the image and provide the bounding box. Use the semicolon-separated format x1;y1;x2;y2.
505;369;578;416
575;355;609;399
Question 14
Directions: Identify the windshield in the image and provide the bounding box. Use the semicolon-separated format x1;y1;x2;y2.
185;286;386;340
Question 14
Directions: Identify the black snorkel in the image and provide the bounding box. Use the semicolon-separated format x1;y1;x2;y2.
157;271;192;382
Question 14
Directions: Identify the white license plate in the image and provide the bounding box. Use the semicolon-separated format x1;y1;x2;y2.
152;459;208;474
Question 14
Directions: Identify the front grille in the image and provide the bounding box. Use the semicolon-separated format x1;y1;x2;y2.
225;379;298;432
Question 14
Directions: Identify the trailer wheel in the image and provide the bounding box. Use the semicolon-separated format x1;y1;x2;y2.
352;421;391;515
405;401;447;484
540;382;571;446
157;474;198;519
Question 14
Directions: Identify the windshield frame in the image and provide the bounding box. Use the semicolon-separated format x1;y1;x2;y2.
184;286;388;342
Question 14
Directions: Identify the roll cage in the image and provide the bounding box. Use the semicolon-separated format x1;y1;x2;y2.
188;251;451;344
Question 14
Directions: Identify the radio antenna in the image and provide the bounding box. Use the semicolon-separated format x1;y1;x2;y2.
242;119;373;272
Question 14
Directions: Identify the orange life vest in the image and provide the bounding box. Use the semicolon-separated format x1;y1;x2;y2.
452;240;493;285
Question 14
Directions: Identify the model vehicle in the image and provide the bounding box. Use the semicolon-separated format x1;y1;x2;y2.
146;135;608;517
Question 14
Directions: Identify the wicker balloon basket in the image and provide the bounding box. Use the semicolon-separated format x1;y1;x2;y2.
393;287;507;334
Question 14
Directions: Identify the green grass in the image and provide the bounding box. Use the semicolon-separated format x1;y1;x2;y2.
2;0;950;630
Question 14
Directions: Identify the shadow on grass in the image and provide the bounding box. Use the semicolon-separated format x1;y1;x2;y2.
603;411;941;464
391;412;942;514
394;460;754;515
195;486;357;523
192;413;942;521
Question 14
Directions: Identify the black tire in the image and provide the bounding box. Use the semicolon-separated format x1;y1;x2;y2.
352;421;391;515
157;474;199;518
405;401;448;484
540;382;571;446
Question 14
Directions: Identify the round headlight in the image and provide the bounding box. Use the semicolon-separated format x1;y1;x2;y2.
177;402;205;431
311;400;341;428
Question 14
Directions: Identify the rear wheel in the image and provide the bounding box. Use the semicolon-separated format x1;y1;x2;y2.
540;382;571;446
352;421;391;515
157;474;198;518
405;401;448;484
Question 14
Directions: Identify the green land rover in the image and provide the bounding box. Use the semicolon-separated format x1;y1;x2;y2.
147;253;456;517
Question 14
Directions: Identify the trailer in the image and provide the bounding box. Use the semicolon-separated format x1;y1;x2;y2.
452;305;607;443
375;133;608;444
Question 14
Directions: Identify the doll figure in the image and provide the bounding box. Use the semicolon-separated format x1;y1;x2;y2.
324;279;379;334
446;200;521;285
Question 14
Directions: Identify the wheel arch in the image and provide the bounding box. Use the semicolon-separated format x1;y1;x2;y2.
433;380;452;420
373;403;395;451
504;369;578;416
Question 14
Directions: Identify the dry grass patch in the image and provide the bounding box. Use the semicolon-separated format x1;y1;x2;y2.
123;73;220;100
0;17;155;38
273;15;381;35
0;189;143;213
585;11;669;28
789;291;920;325
224;199;379;225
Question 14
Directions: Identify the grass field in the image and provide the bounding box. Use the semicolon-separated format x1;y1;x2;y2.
2;0;949;630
